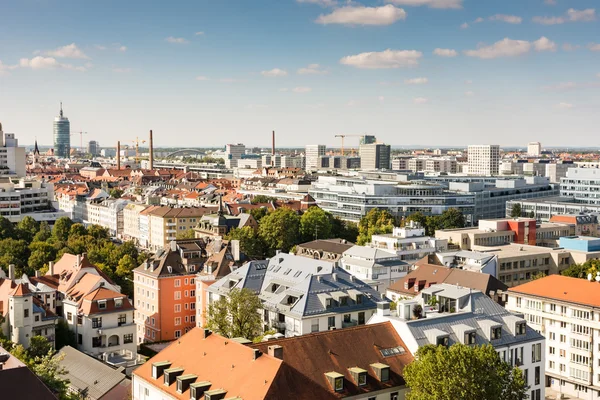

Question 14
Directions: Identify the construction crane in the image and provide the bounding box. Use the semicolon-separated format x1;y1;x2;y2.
131;137;146;163
334;134;367;156
70;131;88;153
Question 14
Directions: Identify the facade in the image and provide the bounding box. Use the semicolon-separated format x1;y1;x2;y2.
309;176;475;223
507;275;600;399
550;214;599;236
467;145;500;176
369;283;546;400
305;144;326;170
359;143;391;170
506;197;600;222
123;203;152;244
87;140;99;156
206;254;384;338
224;143;245;168
561;168;600;205
0;126;26;177
146;206;212;251
0;178;67;223
370;225;448;262
528;142;542;157
53;104;71;158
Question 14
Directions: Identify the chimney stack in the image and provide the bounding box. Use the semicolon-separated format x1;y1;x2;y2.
8;264;14;281
253;349;262;361
116;141;121;170
47;261;54;276
149;130;154;170
272;130;275;157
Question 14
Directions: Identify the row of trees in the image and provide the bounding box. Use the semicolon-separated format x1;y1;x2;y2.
0;216;145;298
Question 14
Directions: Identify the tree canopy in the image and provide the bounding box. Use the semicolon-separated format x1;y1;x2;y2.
258;208;301;255
510;203;522;218
357;209;396;245
404;344;528;400
561;259;600;279
205;288;263;340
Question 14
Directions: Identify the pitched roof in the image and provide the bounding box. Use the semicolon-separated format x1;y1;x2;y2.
0;346;57;400
508;274;600;308
9;283;32;297
296;239;355;255
133;328;284;400
80;287;134;316
58;346;129;400
251;322;413;398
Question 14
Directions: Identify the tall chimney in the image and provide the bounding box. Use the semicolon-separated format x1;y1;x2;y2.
117;141;121;170
149;130;154;170
47;261;54;276
272;131;275;157
8;264;14;281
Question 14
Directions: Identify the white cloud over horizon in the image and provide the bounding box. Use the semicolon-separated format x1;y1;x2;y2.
316;5;406;26
297;64;328;75
165;37;189;44
433;48;458;57
261;68;288;77
405;77;428;84
464;37;556;59
340;49;422;69
533;8;596;25
45;43;90;59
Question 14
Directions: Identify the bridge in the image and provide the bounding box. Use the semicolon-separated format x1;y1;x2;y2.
164;149;205;158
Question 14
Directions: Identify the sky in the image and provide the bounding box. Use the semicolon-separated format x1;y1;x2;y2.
0;0;599;149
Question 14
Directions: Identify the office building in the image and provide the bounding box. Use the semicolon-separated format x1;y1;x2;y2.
561;168;600;205
467;145;500;176
87;140;99;156
369;283;546;400
0;123;26;177
224;143;245;168
0;178;67;223
360;134;377;145
359;143;391;170
305;144;326;170
507;275;600;399
309;175;475;223
53;103;70;158
370;224;448;262
527;142;542;157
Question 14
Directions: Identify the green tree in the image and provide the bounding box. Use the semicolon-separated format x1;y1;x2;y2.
16;216;40;242
258;208;301;255
510;203;522;218
115;254;137;278
405;212;428;229
86;225;109;241
251;195;277;204
68;223;87;239
330;218;358;243
176;229;196;240
28;241;57;272
561;259;600;279
300;207;333;242
206;288;263;340
28;336;52;359
227;226;266;259
404;344;528;400
438;208;466;230
55;319;76;350
0;238;30;275
357;209;395;245
0;216;15;239
530;271;547;281
109;188;123;198
33;351;72;398
33;221;52;242
249;207;268;223
52;217;74;242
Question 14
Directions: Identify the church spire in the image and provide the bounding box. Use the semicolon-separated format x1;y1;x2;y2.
34;138;40;156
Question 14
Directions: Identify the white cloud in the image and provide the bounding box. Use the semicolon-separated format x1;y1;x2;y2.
588;43;600;52
557;102;574;109
460;22;469;29
465;91;475;96
293;87;312;93
0;61;18;76
541;81;600;91
19;56;87;71
297;64;328;75
464;37;555;59
489;14;522;24
46;43;89;59
316;5;406;26
261;68;288;77
544;0;557;5
385;0;462;9
340;49;422;69
118;46;127;52
195;31;204;35
474;17;484;23
165;37;188;44
562;43;580;51
297;0;337;6
196;76;210;81
413;97;428;104
567;8;596;22
404;77;428;84
534;36;557;52
433;48;458;57
533;8;595;24
347;100;359;107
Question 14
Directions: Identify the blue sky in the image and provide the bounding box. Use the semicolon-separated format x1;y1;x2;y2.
0;0;599;148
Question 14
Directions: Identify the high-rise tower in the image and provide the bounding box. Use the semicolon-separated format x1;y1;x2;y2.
53;102;70;158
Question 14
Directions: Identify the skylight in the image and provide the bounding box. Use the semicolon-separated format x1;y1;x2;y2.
380;346;406;357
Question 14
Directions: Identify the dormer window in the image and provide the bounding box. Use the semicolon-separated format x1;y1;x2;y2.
371;363;390;382
98;300;107;310
325;372;344;392
164;367;184;386
152;361;172;379
516;322;526;335
340;296;348;306
465;331;476;345
189;265;196;272
326;298;333;309
348;367;367;387
356;294;363;304
491;327;502;340
115;298;123;308
436;336;450;347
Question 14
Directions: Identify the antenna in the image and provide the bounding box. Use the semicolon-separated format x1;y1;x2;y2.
59;102;64;118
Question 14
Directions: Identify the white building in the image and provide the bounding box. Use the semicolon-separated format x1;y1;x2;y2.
305;144;326;171
467;145;500;176
370;225;448;262
370;283;546;400
206;255;385;338
561;168;600;205
507;274;600;399
123;203;151;244
225;143;245;168
0;123;26;177
0;178;67;223
528;142;542;157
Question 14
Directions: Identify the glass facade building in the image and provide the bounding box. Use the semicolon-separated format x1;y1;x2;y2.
53;104;70;158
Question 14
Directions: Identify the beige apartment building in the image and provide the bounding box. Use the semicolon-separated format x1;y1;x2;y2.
123;203;152;245
147;207;213;250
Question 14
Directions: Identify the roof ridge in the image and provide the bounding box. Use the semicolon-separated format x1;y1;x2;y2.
253;322;391;345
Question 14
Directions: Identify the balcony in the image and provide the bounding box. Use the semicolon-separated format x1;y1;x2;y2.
166;222;176;227
342;320;358;329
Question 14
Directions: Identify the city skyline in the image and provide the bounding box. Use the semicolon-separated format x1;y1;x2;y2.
1;0;599;147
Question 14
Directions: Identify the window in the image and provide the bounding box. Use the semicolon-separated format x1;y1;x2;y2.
532;343;542;363
174;330;181;338
535;366;540;385
190;303;196;310
124;334;133;344
340;296;348;306
190;278;195;285
390;393;399;400
191;290;196;297
549;346;555;355
92;337;101;348
356;294;363;304
118;314;127;326
357;372;367;386
328;316;335;328
175;304;181;313
184;278;189;285
34;315;39;322
184;290;189;298
78;334;82;345
465;331;476;345
115;298;123;308
175;317;181;326
92;317;102;328
326;298;333;309
560;334;566;343
67;312;73;321
174;291;181;300
516;297;522;307
311;319;319;332
77;315;83;325
151;317;155;326
185;316;189;323
343;314;351;323
437;336;449;347
334;377;343;392
491;327;502;340
24;309;29;318
174;279;181;287
191;315;196;323
516;322;526;335
98;300;107;310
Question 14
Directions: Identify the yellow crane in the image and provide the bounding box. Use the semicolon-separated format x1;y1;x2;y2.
334;134;366;156
131;137;146;163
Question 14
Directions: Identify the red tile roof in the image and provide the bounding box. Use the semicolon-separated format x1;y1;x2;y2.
10;283;32;297
508;274;600;308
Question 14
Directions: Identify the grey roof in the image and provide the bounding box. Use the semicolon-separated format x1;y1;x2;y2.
343;245;399;261
405;291;542;349
57;346;129;400
208;260;269;295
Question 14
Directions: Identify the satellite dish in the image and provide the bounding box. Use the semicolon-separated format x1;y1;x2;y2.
588;273;593;281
